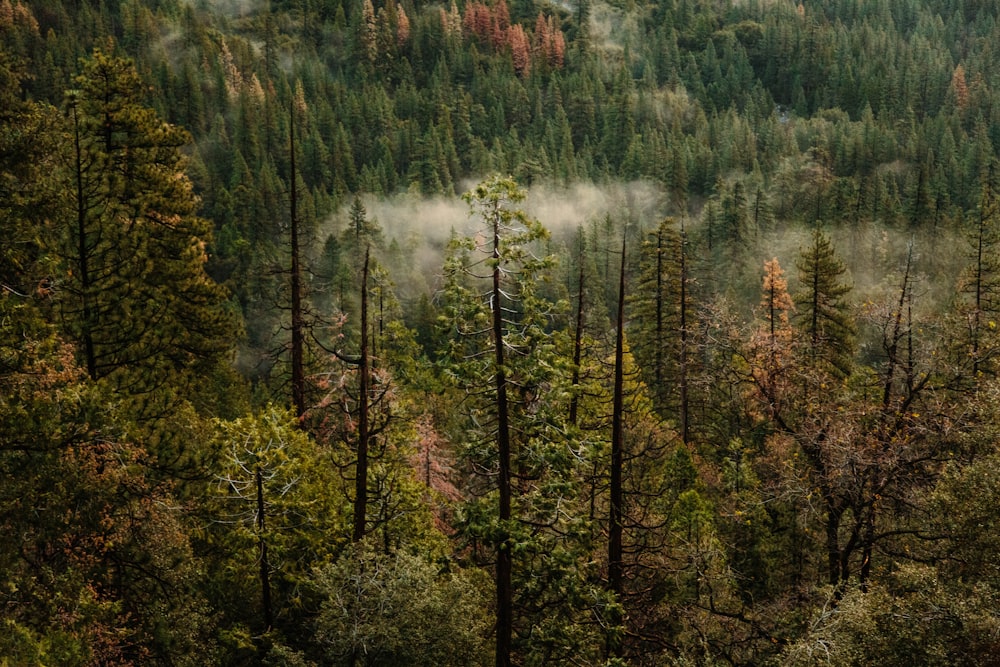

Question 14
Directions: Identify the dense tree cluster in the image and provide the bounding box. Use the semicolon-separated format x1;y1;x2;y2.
5;0;1000;664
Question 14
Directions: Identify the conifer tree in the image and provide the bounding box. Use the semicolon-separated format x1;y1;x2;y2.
958;161;1000;377
608;230;626;661
753;257;795;419
630;218;693;434
794;229;855;378
289;102;306;418
440;176;602;666
441;176;547;667
565;226;608;427
56;46;232;411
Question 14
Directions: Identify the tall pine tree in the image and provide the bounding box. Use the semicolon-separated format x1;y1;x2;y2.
794;229;855;379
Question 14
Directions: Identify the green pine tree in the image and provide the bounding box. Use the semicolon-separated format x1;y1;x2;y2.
54;46;237;469
794;229;855;378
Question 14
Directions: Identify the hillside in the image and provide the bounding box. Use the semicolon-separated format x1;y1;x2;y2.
3;0;1000;664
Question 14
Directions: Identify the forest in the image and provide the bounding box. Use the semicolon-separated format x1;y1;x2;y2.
3;0;1000;663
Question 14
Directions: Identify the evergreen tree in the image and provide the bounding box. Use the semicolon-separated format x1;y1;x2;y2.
629;218;693;436
957;161;1000;377
50;47;237;478
794;229;855;378
441;176;544;667
440;176;604;666
57;47;232;390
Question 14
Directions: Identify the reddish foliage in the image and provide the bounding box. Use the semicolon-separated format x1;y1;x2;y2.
508;23;531;76
490;0;510;49
951;63;969;111
409;415;463;533
548;21;565;68
462;1;491;43
461;2;563;74
396;4;410;47
533;14;565;69
533;12;549;52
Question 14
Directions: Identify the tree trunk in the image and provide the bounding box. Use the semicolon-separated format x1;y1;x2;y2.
608;231;626;660
569;235;585;428
824;499;843;589
654;226;664;405
353;247;371;543
493;209;513;667
973;199;985;375
71;98;97;380
679;222;690;444
290;104;306;418
256;466;273;630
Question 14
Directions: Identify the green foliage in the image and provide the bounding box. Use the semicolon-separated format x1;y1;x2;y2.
38;46;242;479
1;410;220;664
439;176;613;663
929;448;1000;586
954;162;1000;375
439;175;557;419
782;446;1000;665
629;218;694;424
783;566;1000;666
8;0;1000;663
57;47;232;385
205;407;348;637
794;229;856;377
312;542;491;667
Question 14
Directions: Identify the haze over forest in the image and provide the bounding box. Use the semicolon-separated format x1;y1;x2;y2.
4;0;1000;664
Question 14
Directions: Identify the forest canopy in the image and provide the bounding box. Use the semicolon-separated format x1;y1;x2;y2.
4;0;1000;663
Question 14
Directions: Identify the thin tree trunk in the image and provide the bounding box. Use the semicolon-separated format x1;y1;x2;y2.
608;231;626;660
353;247;371;543
679;221;690;445
493;208;513;667
654;226;664;406
256;466;273;631
859;500;875;591
882;243;912;409
825;499;842;589
71;99;97;380
290;104;306;418
569;236;585;428
974;200;985;376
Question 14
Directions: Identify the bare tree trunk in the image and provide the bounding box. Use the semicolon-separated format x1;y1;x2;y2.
290;104;306;418
679;221;690;444
882;243;912;408
654;226;664;403
256;466;273;630
973;198;986;376
608;231;626;660
70;98;97;380
288;104;306;418
569;235;585;428
353;247;371;543
825;498;843;589
493;209;513;667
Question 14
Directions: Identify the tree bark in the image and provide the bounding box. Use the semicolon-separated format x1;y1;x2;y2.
256;466;273;630
493;204;513;667
569;235;585;428
353;247;371;543
608;231;626;660
290;104;306;418
70;97;97;380
679;221;690;444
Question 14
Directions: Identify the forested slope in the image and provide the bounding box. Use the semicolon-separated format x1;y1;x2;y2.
4;0;1000;663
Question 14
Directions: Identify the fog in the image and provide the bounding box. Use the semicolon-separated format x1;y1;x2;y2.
319;174;968;335
333;179;668;240
322;179;673;292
